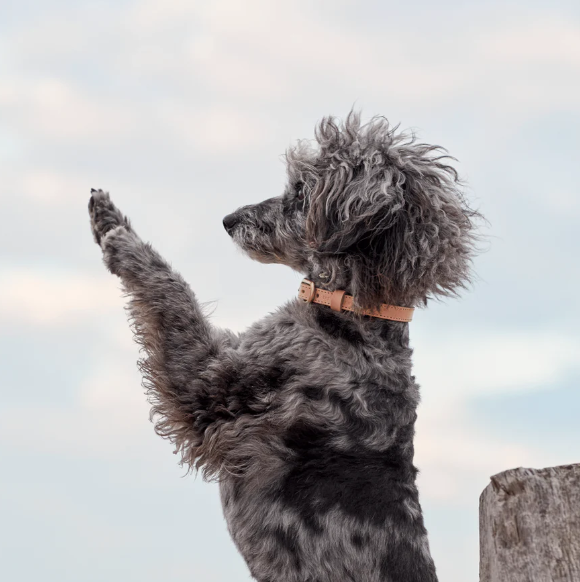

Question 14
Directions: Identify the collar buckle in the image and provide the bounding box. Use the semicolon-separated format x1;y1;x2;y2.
300;279;316;303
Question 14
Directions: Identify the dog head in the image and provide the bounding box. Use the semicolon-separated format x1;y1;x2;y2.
224;111;481;309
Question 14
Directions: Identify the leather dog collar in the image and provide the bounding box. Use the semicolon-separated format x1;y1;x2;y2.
298;279;414;323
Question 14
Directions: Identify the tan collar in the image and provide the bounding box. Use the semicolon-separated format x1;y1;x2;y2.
298;279;414;323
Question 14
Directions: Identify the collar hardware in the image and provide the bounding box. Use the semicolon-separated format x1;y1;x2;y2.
304;280;316;303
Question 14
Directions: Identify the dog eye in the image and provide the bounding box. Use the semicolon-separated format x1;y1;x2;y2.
296;182;305;201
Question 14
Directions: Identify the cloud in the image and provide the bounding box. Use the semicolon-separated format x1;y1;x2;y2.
0;269;124;326
541;190;580;217
0;348;153;459
415;419;536;502
3;0;578;160
158;103;270;154
409;327;580;501
2;166;95;203
125;1;580;114
481;18;580;67
413;330;580;405
0;77;140;143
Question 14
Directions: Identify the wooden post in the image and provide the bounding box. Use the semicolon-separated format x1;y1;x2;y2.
480;464;580;582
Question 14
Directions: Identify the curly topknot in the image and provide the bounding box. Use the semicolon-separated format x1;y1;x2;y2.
286;111;483;309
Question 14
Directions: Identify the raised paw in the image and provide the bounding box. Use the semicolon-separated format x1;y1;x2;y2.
88;189;131;247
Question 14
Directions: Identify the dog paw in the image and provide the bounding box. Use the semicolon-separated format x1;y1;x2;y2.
88;189;131;247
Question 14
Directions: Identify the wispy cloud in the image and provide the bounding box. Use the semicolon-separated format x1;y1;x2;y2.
414;330;580;403
0;269;123;325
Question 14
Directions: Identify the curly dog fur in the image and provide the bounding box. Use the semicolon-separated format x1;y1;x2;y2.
88;111;480;582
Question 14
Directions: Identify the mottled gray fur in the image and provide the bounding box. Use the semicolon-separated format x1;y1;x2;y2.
88;112;481;581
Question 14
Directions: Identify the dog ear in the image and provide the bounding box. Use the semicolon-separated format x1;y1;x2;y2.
306;115;481;309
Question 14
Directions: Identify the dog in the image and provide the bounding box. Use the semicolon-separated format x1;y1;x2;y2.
88;111;480;582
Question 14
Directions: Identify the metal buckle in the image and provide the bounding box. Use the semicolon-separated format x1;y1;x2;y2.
301;279;316;303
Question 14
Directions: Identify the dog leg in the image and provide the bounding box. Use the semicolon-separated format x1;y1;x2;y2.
88;189;238;470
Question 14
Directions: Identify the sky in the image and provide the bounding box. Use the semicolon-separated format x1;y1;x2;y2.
0;0;579;580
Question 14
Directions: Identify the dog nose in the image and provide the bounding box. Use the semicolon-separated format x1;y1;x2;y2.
223;213;239;234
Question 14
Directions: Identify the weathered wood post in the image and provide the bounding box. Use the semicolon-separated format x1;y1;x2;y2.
480;464;580;582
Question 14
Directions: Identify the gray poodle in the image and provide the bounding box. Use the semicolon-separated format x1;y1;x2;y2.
88;111;480;582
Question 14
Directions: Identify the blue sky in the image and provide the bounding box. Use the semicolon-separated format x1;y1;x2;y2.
1;1;579;580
